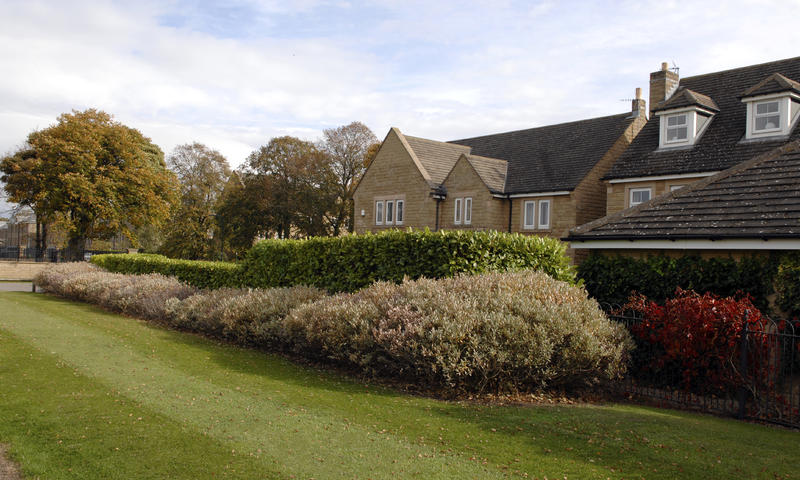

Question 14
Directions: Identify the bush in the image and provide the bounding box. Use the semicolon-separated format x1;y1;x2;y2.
91;253;244;290
775;253;800;319
622;289;774;396
243;229;575;292
169;286;326;347
578;253;777;311
284;270;631;393
34;263;197;320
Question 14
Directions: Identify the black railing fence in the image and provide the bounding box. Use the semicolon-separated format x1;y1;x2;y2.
0;247;126;262
605;304;800;428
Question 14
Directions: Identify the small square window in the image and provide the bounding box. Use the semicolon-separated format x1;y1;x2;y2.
754;100;781;131
523;200;536;229
375;201;384;225
464;198;472;225
454;198;462;225
538;200;550;229
666;114;688;142
395;200;404;225
386;200;394;224
630;188;651;206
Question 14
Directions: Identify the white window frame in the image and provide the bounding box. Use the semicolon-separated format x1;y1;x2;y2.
669;184;685;192
385;200;394;225
454;198;462;225
523;200;536;229
629;188;652;207
753;99;782;133
375;201;384;225
664;113;689;144
464;197;472;225
537;200;550;229
395;200;404;225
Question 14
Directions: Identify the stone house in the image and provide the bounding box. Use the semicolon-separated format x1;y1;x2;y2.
352;90;647;257
569;56;800;257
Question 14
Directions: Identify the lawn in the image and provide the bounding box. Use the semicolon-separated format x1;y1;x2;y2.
0;291;797;479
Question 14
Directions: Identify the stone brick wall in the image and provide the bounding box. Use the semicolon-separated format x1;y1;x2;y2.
440;158;507;231
353;129;437;233
0;261;49;280
605;175;709;215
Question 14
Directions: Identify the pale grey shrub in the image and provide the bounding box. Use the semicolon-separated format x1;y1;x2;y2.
285;271;633;393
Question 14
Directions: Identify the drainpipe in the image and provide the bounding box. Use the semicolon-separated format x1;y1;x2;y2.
507;195;513;232
431;192;445;232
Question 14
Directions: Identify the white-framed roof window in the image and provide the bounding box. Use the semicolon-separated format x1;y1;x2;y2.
665;113;688;143
523;200;536;229
743;94;800;140
629;188;651;207
656;107;715;149
538;200;550;229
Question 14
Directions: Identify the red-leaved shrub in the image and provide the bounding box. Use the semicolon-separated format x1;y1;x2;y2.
623;288;776;396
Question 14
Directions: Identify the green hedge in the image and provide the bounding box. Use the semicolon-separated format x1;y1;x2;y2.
91;253;244;290
578;253;778;311
241;229;575;292
775;254;800;318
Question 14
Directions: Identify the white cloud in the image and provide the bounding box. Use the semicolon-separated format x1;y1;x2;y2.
1;0;800;172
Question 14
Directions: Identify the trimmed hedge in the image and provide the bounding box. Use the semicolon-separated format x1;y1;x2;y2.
242;229;575;292
578;253;778;311
775;254;800;318
91;253;244;290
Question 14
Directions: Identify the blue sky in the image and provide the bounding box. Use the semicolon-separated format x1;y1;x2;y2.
2;0;800;215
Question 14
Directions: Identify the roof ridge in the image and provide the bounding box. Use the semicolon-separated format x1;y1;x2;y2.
450;111;632;143
404;134;471;150
569;139;800;237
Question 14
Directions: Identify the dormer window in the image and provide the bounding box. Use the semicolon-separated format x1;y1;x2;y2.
665;114;688;142
754;100;781;132
654;88;718;149
740;73;800;140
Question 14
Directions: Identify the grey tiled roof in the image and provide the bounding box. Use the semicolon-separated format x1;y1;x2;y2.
464;154;508;193
741;72;800;98
568;142;800;241
605;56;800;180
451;113;636;194
654;88;719;113
404;135;470;186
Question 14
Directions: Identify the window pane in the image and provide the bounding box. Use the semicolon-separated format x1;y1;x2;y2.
386;201;393;223
376;201;383;223
454;198;461;223
756;101;779;114
667;114;686;126
755;115;780;130
464;198;472;223
631;189;651;205
667;126;687;141
396;200;404;223
539;201;550;227
524;201;535;227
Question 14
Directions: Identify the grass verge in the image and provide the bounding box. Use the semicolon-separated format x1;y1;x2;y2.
0;291;797;479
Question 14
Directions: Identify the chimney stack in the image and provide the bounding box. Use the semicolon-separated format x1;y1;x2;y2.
649;61;679;116
631;87;646;117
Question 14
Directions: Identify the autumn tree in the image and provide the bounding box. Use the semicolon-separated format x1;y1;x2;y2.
244;136;336;239
160;143;231;260
0;109;178;260
214;171;267;258
320;121;378;234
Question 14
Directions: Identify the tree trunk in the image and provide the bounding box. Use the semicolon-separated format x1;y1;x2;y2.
66;235;86;262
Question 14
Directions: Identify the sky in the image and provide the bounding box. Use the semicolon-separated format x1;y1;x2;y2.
2;0;800;215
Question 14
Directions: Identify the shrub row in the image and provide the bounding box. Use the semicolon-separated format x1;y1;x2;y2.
35;263;628;394
242;229;575;292
91;253;244;290
578;253;778;311
775;254;800;319
92;230;575;292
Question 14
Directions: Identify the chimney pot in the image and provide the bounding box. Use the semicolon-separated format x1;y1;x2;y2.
635;87;642;99
661;62;669;71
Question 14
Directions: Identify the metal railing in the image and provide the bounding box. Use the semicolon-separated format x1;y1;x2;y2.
606;305;800;428
0;247;126;262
